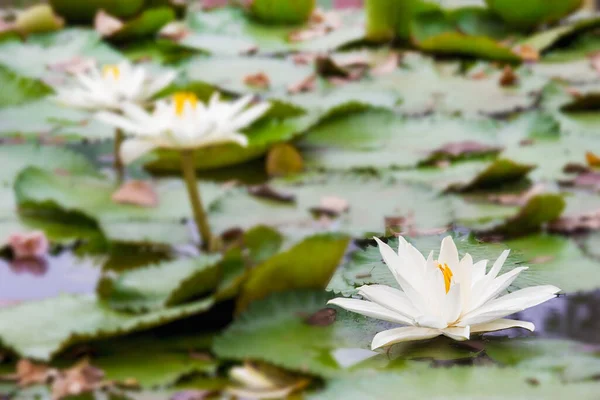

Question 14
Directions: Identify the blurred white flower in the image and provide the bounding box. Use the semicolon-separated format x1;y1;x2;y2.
54;61;176;111
96;92;271;164
329;236;561;349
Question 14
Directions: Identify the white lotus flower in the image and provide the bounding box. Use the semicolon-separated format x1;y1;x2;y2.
328;236;561;350
54;61;176;111
96;92;271;164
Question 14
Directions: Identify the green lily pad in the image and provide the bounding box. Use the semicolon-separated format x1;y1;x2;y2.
0;294;214;360
209;173;453;239
0;65;52;108
236;233;350;312
309;366;600;399
14;167;227;245
522;16;600;53
108;7;176;42
49;0;145;23
249;0;315;25
214;290;391;377
485;0;583;30
99;254;223;312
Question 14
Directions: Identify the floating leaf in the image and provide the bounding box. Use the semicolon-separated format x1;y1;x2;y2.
108;7;176;42
99;254;223;312
485;0;583;30
236;234;349;312
266;143;304;177
249;0;315;25
0;294;214;360
49;0;145;23
0;66;52;108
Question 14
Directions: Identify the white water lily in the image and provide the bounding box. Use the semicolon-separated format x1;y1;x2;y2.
54;61;176;111
96;92;271;164
328;236;561;350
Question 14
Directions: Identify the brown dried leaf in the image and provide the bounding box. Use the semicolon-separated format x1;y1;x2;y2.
371;53;400;76
13;360;55;386
244;72;270;89
287;74;317;94
8;231;49;260
51;360;105;400
159;21;190;41
111;180;159;207
303;308;336;326
512;44;539;62
560;171;600;192
487;184;545;206
310;196;349;218
549;210;600;233
429;141;502;160
248;184;296;203
94;10;124;38
499;65;518;87
586;151;600;167
265;143;304;177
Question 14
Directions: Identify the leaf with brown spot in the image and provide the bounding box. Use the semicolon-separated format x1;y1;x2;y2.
426;141;503;163
248;184;296;203
586;151;600;167
266;143;304;177
512;44;539;62
111;180;159;207
51;360;105;400
529;255;555;264
303;308;337;326
499;65;518;87
287;74;317;94
244;72;270;89
310;196;350;218
9;360;55;386
93;10;124;38
371;53;400;76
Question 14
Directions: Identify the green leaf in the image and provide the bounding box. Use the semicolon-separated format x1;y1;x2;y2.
483;194;566;237
309;366;600;399
49;0;145;23
0;29;122;80
486;0;583;30
236;234;349;312
299;111;499;170
0;294;214;360
486;338;600;383
0;65;52;108
365;0;440;41
99;254;223;312
85;333;218;387
243;225;285;264
209;174;453;239
214;290;391;377
109;7;176;42
507;234;600;292
522;16;600;53
14;167;226;245
249;0;315;25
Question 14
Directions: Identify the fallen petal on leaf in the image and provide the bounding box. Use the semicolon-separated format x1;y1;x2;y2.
8;231;49;260
244;72;270;89
111;180;159;207
287;74;317;94
94;10;124;38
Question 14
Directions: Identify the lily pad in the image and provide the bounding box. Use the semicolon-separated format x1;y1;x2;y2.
14;167;227;245
236;233;350;312
99;254;223;312
485;0;583;30
108;7;176;42
0;65;52;108
0;294;214;360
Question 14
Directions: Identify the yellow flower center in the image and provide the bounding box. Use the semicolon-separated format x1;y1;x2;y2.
102;65;121;80
173;92;198;117
437;263;453;294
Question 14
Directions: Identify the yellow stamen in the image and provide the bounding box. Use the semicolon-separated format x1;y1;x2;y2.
437;263;453;294
102;65;121;80
173;92;198;117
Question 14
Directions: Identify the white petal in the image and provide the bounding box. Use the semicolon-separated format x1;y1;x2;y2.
442;283;462;324
486;250;510;280
120;138;160;164
225;95;254;118
459;285;560;326
96;111;146;135
371;326;441;349
357;285;419;321
438;236;459;269
229;102;271;131
441;326;470;341
121;102;153;124
471;259;488;283
145;70;177;97
470;267;528;311
415;315;447;329
456;254;473;311
327;298;413;325
470;318;534;334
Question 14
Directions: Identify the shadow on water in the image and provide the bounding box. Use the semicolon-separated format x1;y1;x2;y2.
0;252;102;303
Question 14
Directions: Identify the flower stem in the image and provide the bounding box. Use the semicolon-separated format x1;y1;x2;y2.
180;149;219;252
114;128;125;183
